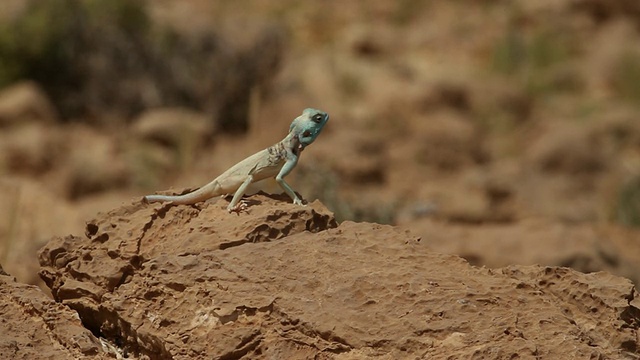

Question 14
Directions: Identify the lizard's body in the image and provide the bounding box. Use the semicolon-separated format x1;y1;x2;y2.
144;108;328;211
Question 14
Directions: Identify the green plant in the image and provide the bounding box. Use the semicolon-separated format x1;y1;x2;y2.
491;17;575;96
0;0;283;130
84;0;150;35
0;0;151;114
611;51;640;105
614;174;640;227
491;24;526;76
0;0;77;87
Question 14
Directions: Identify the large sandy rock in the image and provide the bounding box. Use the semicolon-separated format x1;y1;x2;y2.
62;125;132;199
0;267;108;359
0;81;57;126
0;177;83;287
0;123;61;175
132;107;214;148
38;194;640;359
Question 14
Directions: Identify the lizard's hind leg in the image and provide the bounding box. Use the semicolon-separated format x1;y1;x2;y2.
227;175;254;212
144;179;224;205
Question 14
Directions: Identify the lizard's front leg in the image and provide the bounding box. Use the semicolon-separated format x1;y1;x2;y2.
275;158;304;206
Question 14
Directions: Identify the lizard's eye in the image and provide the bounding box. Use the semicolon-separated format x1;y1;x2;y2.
303;130;311;137
312;114;323;123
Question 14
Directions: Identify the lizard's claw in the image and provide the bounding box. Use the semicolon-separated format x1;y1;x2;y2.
227;200;248;214
293;198;306;206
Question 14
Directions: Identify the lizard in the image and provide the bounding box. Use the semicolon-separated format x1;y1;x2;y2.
143;108;329;212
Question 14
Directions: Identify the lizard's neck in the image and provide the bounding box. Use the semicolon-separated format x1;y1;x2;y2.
281;131;303;156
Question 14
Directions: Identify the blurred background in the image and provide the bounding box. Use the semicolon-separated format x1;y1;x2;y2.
1;0;640;289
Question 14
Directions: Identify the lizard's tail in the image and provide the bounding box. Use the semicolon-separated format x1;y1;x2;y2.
144;180;222;205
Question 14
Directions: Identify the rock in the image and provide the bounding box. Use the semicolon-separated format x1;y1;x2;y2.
411;111;488;171
526;122;606;174
343;23;396;58
38;194;639;358
0;0;28;22
402;217;640;285
419;82;472;113
132;107;214;149
0;81;58;126
572;0;640;24
518;117;633;222
130;107;215;175
317;130;387;185
0;269;108;359
0;123;61;175
62;125;131;199
0;177;83;287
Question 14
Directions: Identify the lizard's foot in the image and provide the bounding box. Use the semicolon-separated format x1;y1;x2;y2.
293;198;306;206
227;200;248;214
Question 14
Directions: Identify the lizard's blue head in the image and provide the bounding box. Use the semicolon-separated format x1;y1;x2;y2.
289;108;329;148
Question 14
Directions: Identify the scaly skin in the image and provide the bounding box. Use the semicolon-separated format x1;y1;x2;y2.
143;108;329;212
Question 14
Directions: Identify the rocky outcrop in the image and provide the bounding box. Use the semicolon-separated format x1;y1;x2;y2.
0;266;108;359
37;193;640;359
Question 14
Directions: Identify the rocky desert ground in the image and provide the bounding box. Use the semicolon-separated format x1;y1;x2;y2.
1;0;640;358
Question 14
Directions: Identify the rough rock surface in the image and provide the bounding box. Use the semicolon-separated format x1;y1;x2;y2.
39;194;640;359
0;265;108;359
403;218;640;286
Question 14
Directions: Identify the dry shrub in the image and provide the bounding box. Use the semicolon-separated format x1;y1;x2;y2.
0;0;284;132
